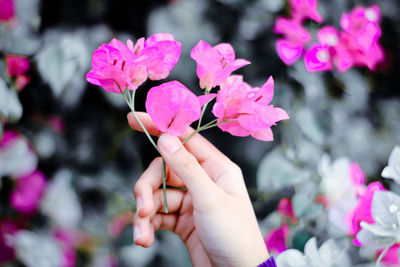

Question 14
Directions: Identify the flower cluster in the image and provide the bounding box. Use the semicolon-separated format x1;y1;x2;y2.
274;0;384;72
86;35;289;141
5;55;31;91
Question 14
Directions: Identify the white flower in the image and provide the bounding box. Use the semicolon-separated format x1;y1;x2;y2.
276;237;351;267
381;146;400;185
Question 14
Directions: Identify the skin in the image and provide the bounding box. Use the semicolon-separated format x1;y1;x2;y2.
128;112;269;267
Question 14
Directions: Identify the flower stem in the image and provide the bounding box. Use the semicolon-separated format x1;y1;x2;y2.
162;159;168;213
117;83;168;213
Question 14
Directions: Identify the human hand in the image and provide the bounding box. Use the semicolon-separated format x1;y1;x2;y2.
128;112;269;267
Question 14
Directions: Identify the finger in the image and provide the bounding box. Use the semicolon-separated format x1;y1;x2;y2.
134;158;184;217
157;133;222;207
127;112;232;166
133;189;183;247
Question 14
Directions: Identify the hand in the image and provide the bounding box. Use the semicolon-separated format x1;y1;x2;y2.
128;112;269;267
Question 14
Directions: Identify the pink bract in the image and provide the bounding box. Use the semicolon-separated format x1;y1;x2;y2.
108;211;134;239
212;75;289;141
145;81;201;136
349;162;365;196
344;181;386;245
273;18;311;65
277;198;298;224
0;0;14;21
5;55;30;77
264;223;289;254
86;34;181;94
190;40;250;90
304;44;333;72
377;244;400;266
10;170;47;214
288;0;324;23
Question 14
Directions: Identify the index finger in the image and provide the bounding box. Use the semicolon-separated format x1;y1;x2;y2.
127;112;232;166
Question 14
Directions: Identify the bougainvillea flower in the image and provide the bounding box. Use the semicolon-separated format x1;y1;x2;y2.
264;223;289;254
349;162;365;196
0;0;14;21
339;5;384;70
10;170;46;214
53;229;78;267
190;40;250;90
344;181;386;245
273;18;312;65
139;33;182;80
288;0;324;23
0;220;20;264
277;198;298;224
5;55;30;77
377;243;400;267
212;75;289;141
303;44;333;72
15;75;30;91
86;34;181;94
86;38;147;93
145;81;201;136
304;26;353;73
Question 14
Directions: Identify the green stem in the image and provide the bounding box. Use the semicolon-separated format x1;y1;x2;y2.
117;83;168;213
376;242;394;267
182;119;237;144
197;94;215;130
162;159;168;213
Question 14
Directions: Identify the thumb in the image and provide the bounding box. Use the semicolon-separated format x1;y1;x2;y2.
157;133;220;205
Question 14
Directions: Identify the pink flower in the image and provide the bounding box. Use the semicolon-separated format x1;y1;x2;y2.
53;229;78;267
349;162;365;196
274;18;312;65
145;81;202;136
0;0;14;21
0;220;20;264
339;4;384;70
15;74;30;91
288;0;324;23
10;170;47;214
108;211;134;239
190;40;250;90
304;26;353;73
264;223;289;254
344;181;386;245
212;75;289;141
5;55;30;77
86;34;181;94
377;243;400;267
277;198;298;224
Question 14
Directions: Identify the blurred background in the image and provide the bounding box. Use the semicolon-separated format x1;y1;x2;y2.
1;0;400;266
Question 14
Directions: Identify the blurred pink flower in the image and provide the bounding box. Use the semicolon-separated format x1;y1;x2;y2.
145;81;201;136
86;34;181;94
349;162;365;196
5;55;30;77
273;18;312;65
377;243;400;267
0;220;20;264
0;129;19;147
212;75;289;141
288;0;323;23
304;26;353;73
264;223;289;254
344;181;386;245
15;74;30;91
53;229;78;267
277;198;298;224
108;211;134;239
190;40;250;90
10;170;47;214
339;4;384;70
0;0;14;21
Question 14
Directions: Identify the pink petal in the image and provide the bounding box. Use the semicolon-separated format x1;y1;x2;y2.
304;44;333;72
0;0;14;21
5;55;30;77
277;198;298;224
276;39;303;65
145;81;201;136
264;223;289;254
250;128;274;141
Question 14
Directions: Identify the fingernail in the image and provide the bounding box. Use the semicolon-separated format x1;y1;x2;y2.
133;225;141;242
159;134;181;154
136;197;143;213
